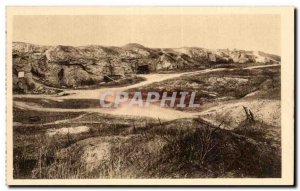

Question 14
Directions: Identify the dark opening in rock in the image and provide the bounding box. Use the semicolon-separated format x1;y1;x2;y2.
137;65;150;74
31;68;43;78
58;68;64;81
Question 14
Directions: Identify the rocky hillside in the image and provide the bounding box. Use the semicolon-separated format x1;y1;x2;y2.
12;42;280;94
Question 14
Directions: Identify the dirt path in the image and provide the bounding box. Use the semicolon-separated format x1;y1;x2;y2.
13;67;227;100
14;64;277;100
13;64;279;121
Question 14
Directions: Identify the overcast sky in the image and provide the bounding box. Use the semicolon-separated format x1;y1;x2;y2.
13;14;281;55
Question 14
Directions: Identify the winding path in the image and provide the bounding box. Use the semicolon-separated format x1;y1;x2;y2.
14;64;279;120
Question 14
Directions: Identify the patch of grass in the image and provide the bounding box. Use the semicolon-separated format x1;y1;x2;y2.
13;107;84;124
13;114;281;179
145;118;281;178
14;98;100;109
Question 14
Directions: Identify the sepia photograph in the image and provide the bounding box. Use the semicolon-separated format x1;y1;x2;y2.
6;7;294;186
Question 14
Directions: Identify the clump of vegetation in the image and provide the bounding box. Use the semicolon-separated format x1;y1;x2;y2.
145;117;281;178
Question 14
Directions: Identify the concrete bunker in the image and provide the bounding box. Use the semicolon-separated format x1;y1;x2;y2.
18;71;25;78
208;53;217;63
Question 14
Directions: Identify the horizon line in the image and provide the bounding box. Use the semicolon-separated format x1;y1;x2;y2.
12;41;281;56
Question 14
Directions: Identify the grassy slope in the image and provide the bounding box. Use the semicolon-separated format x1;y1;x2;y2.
13;108;281;179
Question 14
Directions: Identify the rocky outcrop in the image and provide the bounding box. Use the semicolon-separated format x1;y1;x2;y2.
12;42;280;94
